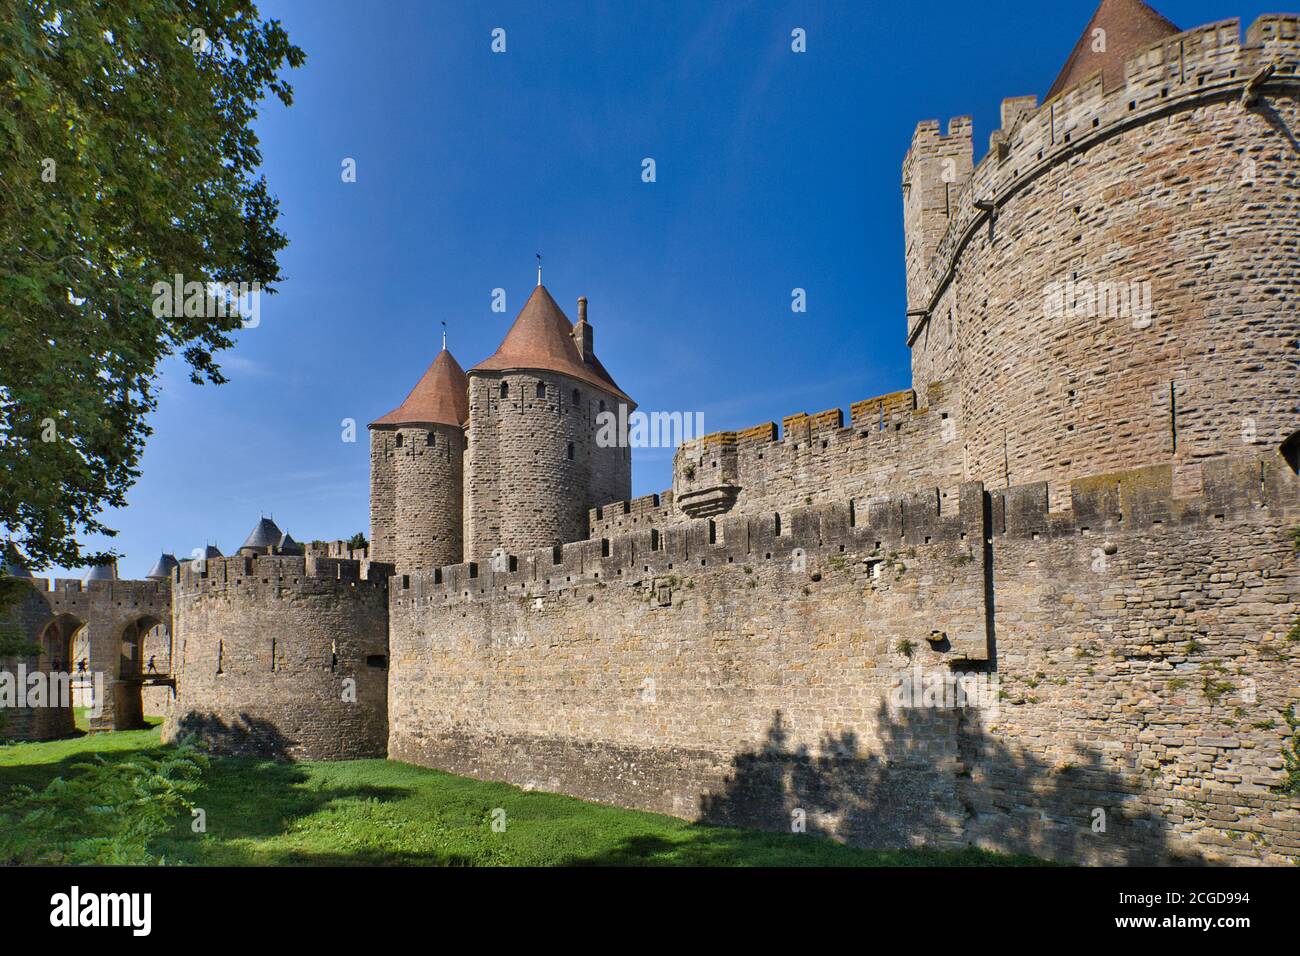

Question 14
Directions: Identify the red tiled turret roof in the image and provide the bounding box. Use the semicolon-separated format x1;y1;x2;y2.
370;348;470;428
471;285;632;404
1046;0;1179;101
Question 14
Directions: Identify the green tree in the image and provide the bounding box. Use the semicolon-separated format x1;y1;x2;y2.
0;1;304;572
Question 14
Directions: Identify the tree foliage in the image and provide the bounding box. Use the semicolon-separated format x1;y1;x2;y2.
0;1;304;571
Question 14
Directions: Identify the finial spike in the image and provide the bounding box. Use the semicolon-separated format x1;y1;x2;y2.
536;252;542;287
441;319;447;351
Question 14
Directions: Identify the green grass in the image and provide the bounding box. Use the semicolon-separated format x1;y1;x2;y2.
0;724;1049;866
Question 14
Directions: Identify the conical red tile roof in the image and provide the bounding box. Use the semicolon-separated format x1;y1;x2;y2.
471;286;632;405
370;348;470;428
1046;0;1179;100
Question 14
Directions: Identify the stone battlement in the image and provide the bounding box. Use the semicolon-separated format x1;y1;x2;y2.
304;539;370;561
174;553;394;596
17;577;170;597
589;383;958;538
405;452;1296;611
906;14;1300;335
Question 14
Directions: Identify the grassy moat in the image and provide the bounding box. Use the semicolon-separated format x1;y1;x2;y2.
0;716;1047;866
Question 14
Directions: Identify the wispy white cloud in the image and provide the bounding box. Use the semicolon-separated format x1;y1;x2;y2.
218;354;269;377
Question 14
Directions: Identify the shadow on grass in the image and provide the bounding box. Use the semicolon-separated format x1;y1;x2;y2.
153;755;421;863
2;705;1187;865
172;712;298;759
1;724;427;865
565;829;1050;867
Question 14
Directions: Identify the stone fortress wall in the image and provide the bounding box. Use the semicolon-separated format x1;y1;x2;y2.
161;553;393;760
390;453;1299;864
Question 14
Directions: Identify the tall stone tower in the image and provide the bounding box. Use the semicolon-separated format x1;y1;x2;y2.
465;285;633;561
369;347;469;570
901;0;1300;508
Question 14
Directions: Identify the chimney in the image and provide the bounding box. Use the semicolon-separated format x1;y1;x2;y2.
573;296;593;362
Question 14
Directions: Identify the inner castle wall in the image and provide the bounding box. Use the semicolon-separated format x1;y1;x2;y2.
390;453;1300;865
589;382;964;540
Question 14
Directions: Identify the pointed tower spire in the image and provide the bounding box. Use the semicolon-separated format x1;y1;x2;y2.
470;285;631;403
1046;0;1179;101
147;552;179;581
369;347;470;428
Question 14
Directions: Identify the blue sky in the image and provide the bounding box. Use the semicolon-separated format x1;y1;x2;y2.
55;0;1271;578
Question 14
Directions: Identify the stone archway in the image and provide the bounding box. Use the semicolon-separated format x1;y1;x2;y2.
35;613;87;738
114;614;164;730
0;575;171;739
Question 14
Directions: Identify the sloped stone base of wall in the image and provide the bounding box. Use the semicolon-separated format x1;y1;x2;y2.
388;726;967;853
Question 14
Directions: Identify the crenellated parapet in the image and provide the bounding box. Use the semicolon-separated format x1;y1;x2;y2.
304;539;371;561
589;381;963;539
906;15;1300;336
173;552;393;596
403;451;1296;615
17;576;170;600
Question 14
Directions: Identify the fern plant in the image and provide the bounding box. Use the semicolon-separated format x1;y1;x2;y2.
0;741;208;864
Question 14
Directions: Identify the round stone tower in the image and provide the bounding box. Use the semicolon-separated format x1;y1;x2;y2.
902;0;1300;508
162;520;393;760
465;286;633;562
368;347;469;571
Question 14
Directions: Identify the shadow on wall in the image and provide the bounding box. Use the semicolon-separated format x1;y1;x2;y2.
692;707;1185;866
1251;99;1300;157
172;713;297;761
